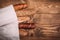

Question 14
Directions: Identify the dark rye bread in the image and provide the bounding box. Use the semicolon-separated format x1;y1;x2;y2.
0;0;25;8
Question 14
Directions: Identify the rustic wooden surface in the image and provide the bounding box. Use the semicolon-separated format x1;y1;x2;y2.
15;0;60;40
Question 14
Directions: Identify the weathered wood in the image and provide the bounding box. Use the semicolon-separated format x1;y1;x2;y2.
21;0;60;39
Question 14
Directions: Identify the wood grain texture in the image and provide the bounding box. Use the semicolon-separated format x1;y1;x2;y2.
0;0;26;8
